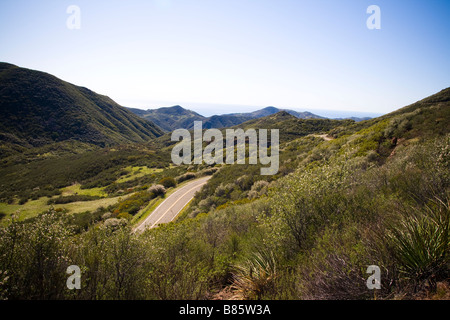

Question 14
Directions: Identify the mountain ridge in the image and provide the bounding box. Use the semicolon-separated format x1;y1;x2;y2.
0;63;163;157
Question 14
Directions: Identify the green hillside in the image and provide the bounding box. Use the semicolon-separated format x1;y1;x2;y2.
0;63;163;157
235;111;352;142
378;87;450;139
139;105;206;132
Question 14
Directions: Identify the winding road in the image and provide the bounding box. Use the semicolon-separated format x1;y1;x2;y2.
134;176;211;232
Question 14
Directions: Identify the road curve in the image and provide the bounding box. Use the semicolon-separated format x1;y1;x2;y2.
134;176;211;232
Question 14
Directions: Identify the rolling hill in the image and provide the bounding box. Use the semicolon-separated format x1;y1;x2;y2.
0;63;163;156
129;105;205;132
232;111;351;142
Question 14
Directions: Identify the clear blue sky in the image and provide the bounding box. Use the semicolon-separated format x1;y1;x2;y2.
0;0;449;116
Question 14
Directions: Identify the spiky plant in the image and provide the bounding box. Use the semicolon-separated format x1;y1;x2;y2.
387;197;449;291
231;249;277;300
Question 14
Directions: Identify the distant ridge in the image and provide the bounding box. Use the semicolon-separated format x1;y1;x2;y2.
233;110;352;142
128;105;326;132
133;105;205;132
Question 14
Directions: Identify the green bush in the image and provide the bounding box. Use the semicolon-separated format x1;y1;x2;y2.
0;209;74;299
115;191;153;216
177;172;196;183
159;177;177;189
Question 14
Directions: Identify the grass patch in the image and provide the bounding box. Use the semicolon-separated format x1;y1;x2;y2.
116;166;164;183
0;197;50;222
61;184;107;197
0;194;131;226
55;196;127;214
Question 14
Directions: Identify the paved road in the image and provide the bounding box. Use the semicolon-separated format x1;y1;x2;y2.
134;176;211;232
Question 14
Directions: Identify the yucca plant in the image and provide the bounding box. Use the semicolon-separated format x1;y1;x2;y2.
387;197;449;291
231;249;277;300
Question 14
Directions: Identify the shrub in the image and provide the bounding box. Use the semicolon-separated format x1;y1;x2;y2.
104;218;128;230
177;172;197;183
214;183;234;198
366;150;379;162
198;196;215;213
68;208;107;233
0;209;73;299
236;175;253;190
159;177;177;189
201;167;218;176
115;191;153;216
248;180;269;199
102;212;113;220
147;184;166;196
117;212;133;221
298;250;372;300
47;194;102;205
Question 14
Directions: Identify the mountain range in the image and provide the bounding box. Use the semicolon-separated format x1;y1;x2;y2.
0;62;374;156
2;62;447;161
127;105;329;132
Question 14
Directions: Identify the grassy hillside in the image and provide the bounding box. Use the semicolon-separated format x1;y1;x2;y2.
0;63;163;157
235;111;353;142
379;87;450;139
0;144;172;203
